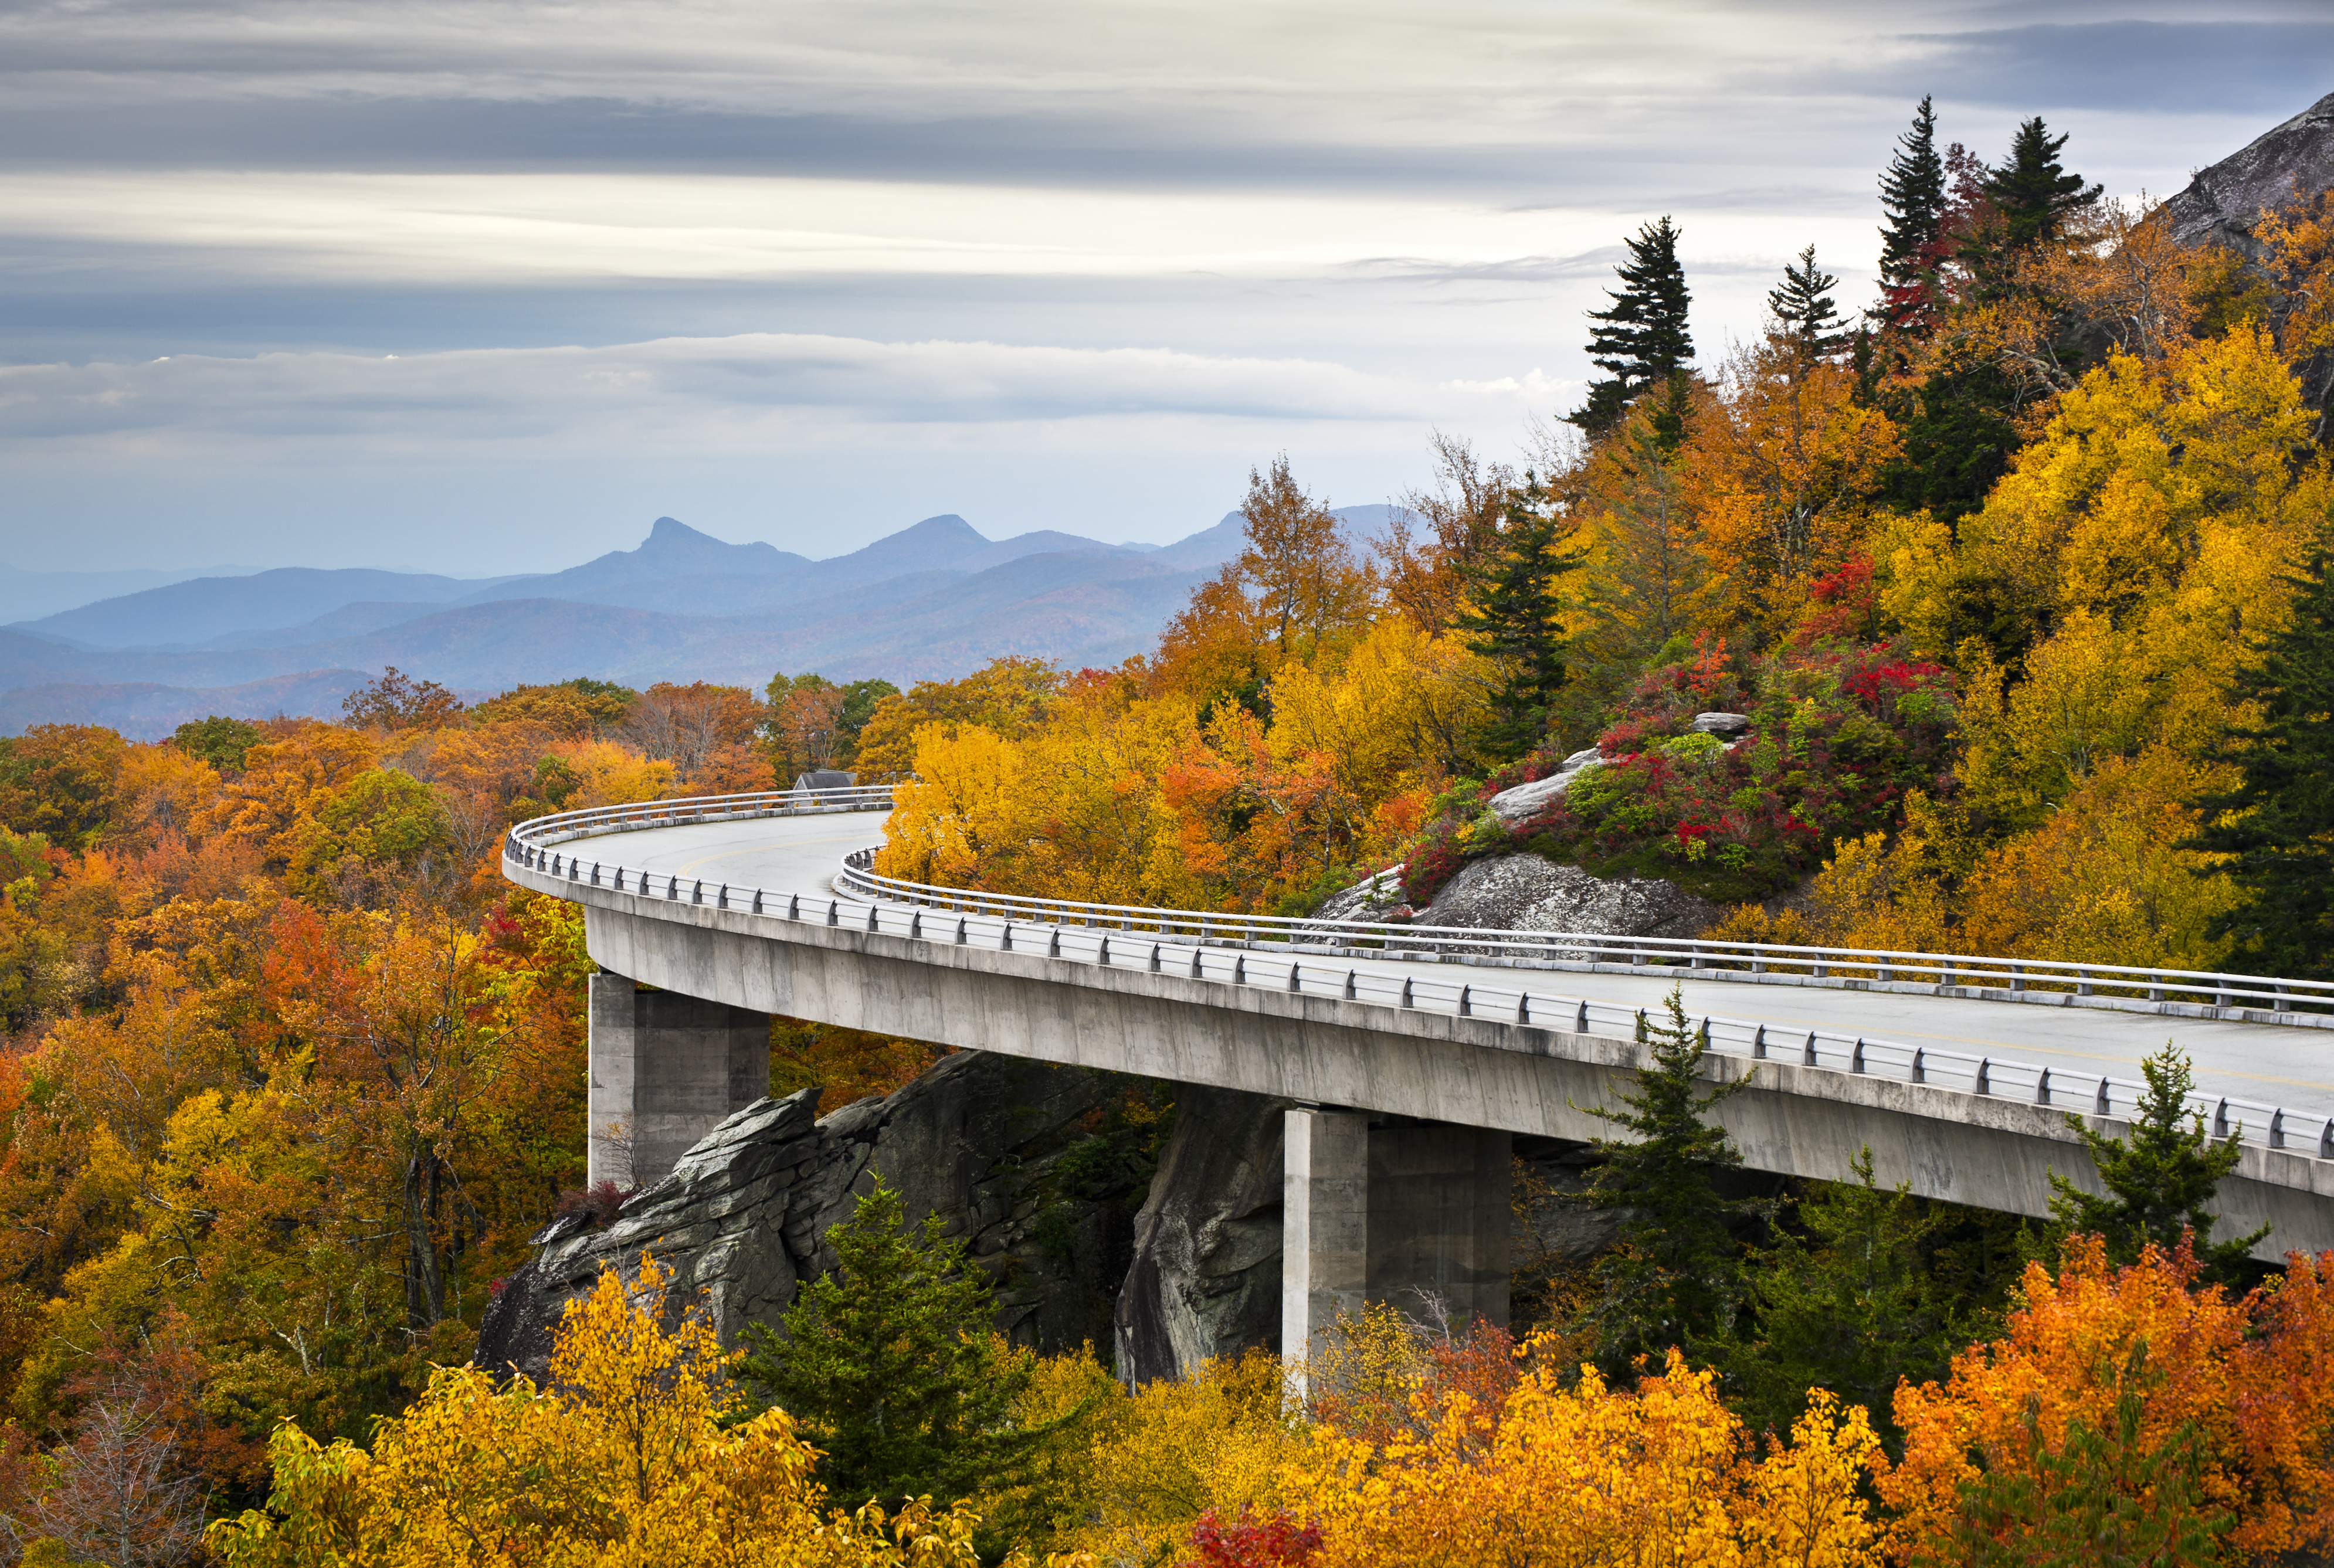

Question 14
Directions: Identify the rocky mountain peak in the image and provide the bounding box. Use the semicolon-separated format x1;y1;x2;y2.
2166;91;2334;254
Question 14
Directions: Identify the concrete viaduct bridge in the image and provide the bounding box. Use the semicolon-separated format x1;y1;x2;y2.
507;789;2334;1353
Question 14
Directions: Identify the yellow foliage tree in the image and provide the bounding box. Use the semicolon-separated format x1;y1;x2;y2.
1889;328;2329;797
875;725;1023;889
1054;1351;1299;1566
556;739;678;810
853;658;1064;782
1300;1348;1881;1568
206;1255;988;1568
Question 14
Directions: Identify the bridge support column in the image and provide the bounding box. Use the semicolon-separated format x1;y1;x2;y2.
588;973;769;1190
1368;1123;1511;1332
1283;1111;1511;1373
1283;1107;1370;1367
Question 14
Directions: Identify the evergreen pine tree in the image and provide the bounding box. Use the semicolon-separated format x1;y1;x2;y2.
1568;216;1694;439
1877;94;1946;331
2045;1046;2268;1282
2194;547;2334;978
1724;1146;1955;1441
1884;360;2026;528
1983;116;2102;252
1457;476;1583;761
1578;986;1755;1372
1767;245;1851;364
738;1173;1051;1509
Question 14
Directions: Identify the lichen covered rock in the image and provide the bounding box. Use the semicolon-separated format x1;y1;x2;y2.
1418;854;1716;943
476;1052;1156;1383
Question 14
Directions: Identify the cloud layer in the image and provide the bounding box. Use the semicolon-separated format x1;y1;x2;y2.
0;0;2318;572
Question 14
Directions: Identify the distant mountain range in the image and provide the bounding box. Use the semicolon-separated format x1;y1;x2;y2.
1;507;1406;739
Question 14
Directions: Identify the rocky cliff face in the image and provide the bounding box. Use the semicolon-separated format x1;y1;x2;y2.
478;1049;1629;1387
1113;1084;1288;1383
2167;91;2334;255
476;1051;1161;1383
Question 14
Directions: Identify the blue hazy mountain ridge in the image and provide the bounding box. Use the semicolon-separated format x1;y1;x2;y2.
454;514;810;606
0;671;372;739
195;602;463;651
0;505;1401;736
15;566;527;650
455;515;1155;617
0;563;259;626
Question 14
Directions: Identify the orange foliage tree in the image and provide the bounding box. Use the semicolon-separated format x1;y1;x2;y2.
1881;1238;2334;1562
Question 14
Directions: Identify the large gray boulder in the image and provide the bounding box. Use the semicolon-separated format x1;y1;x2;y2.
1113;1085;1287;1384
1485;747;1604;825
2167;91;2334;255
1419;854;1716;943
475;1052;1153;1383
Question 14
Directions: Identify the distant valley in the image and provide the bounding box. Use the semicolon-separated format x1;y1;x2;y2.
2;508;1405;738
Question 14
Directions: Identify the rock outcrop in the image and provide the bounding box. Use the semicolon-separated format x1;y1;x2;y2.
1419;854;1716;943
1484;747;1606;824
1114;1084;1288;1384
2167;91;2334;255
478;1056;1631;1389
1308;864;1408;925
476;1052;1156;1383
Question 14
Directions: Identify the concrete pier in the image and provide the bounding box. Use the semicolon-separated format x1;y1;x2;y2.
1368;1121;1512;1331
1283;1108;1512;1368
1283;1107;1370;1365
587;974;770;1188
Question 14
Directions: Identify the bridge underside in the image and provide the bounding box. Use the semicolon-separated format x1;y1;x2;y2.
569;890;2334;1323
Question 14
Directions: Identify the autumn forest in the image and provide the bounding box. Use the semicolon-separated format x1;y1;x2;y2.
7;100;2334;1566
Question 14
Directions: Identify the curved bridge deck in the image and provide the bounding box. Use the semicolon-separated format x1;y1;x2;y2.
511;804;2334;1264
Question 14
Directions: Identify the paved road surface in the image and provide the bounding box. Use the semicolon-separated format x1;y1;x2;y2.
565;809;2334;1126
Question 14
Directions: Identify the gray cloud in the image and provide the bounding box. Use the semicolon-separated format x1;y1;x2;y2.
0;0;2316;573
0;333;1571;442
1903;22;2333;116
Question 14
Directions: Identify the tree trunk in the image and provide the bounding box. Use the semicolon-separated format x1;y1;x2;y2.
403;1149;446;1329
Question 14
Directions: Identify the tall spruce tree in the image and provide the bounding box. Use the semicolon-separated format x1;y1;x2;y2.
2194;548;2334;977
1883;118;2095;527
1568;216;1694;439
1458;475;1583;761
1578;986;1755;1373
739;1174;1053;1510
1877;94;1947;330
1723;1147;1956;1441
2045;1046;2268;1282
1984;116;2102;252
1768;245;1851;364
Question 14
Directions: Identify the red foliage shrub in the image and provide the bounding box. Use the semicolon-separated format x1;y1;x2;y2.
1189;1503;1324;1568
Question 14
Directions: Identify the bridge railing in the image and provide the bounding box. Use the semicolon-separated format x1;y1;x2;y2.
505;784;894;852
501;821;2327;1163
828;850;2334;1021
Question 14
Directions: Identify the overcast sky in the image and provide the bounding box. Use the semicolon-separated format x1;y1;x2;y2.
1;0;2325;574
